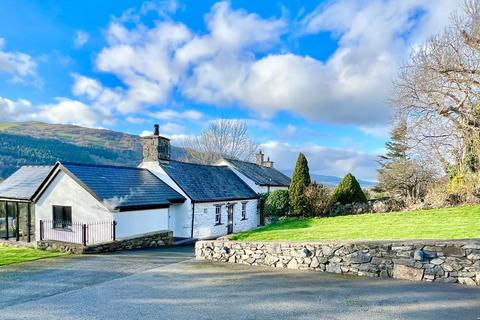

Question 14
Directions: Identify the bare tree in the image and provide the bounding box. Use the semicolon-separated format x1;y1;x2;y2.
393;0;480;174
181;119;258;164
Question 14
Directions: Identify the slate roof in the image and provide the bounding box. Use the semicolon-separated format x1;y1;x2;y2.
60;163;186;211
160;161;258;202
0;166;53;201
224;159;291;187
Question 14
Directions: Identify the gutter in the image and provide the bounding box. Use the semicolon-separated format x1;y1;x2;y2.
191;201;195;238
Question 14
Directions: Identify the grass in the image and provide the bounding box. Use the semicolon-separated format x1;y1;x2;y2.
231;205;480;241
0;246;66;266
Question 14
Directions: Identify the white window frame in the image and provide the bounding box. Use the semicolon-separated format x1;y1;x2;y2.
215;205;222;225
241;202;247;220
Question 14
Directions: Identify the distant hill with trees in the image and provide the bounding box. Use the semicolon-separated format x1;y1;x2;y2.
0;121;184;180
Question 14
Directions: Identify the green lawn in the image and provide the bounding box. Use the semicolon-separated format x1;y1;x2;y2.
0;246;66;266
232;205;480;241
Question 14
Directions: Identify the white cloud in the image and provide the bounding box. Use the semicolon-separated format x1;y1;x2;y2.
74;30;89;48
261;140;378;181
140;130;152;137
89;0;457;126
35;99;99;127
95;1;285;114
72;74;103;99
150;109;203;121
71;74;123;120
96;21;192;113
358;125;391;139
0;96;32;121
0;38;37;82
126;116;148;124
161;122;185;134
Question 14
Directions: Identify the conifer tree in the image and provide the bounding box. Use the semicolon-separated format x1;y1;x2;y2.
329;173;367;206
289;153;311;216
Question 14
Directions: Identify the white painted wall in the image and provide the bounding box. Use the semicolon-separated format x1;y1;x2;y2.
36;170;174;243
193;199;258;239
35;171;113;242
140;161;193;238
260;185;289;193
141;161;260;239
113;208;169;239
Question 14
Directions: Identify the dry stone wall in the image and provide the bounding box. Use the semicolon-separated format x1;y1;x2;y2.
195;239;480;286
37;230;173;254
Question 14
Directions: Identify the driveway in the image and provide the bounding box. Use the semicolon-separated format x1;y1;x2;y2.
0;245;479;320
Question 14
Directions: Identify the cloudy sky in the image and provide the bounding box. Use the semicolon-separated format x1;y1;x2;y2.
0;0;459;181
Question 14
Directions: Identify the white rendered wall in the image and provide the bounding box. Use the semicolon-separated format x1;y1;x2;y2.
113;208;169;239
35;171;112;242
260;186;289;193
140;161;193;238
193;199;258;239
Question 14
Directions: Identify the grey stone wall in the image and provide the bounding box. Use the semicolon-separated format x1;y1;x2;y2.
38;230;173;254
195;239;480;286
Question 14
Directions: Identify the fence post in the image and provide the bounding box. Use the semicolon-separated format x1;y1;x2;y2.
112;221;117;241
39;220;43;241
82;224;87;246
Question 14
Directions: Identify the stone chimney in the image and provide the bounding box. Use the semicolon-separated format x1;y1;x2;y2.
256;150;264;165
263;157;274;168
142;124;171;162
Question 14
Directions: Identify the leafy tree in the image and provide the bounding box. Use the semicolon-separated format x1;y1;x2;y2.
289;153;311;216
329;173;367;206
304;182;330;216
264;190;290;217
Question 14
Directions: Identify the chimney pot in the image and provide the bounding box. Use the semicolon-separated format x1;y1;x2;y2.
154;124;160;136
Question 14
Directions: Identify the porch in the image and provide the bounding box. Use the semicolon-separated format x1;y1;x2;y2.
0;200;34;243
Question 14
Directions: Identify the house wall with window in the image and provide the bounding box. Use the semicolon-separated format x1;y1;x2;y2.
35;171;173;241
193;199;258;239
35;171;113;242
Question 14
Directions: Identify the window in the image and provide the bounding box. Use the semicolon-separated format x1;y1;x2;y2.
241;202;247;220
215;206;222;225
53;206;72;229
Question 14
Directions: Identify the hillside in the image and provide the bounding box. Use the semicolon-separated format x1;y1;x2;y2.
0;122;184;179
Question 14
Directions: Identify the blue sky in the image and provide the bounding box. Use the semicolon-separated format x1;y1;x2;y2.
0;0;458;180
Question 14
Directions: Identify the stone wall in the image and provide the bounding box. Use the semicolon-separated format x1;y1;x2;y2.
37;230;173;254
195;239;480;286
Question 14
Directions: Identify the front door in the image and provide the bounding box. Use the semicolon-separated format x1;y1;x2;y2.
227;204;234;234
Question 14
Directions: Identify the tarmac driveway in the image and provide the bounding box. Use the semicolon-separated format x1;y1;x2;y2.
0;245;479;320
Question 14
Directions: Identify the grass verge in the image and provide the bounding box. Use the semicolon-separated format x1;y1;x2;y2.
0;246;66;266
231;205;480;241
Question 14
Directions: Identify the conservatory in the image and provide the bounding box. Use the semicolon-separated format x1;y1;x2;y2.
0;165;52;243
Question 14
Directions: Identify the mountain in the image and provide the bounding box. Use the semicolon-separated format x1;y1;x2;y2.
281;170;376;188
0;121;184;179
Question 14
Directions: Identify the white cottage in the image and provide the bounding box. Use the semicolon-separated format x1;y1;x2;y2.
140;125;259;239
0;125;261;244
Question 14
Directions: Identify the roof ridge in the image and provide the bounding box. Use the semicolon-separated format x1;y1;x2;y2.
163;160;228;168
61;162;143;171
